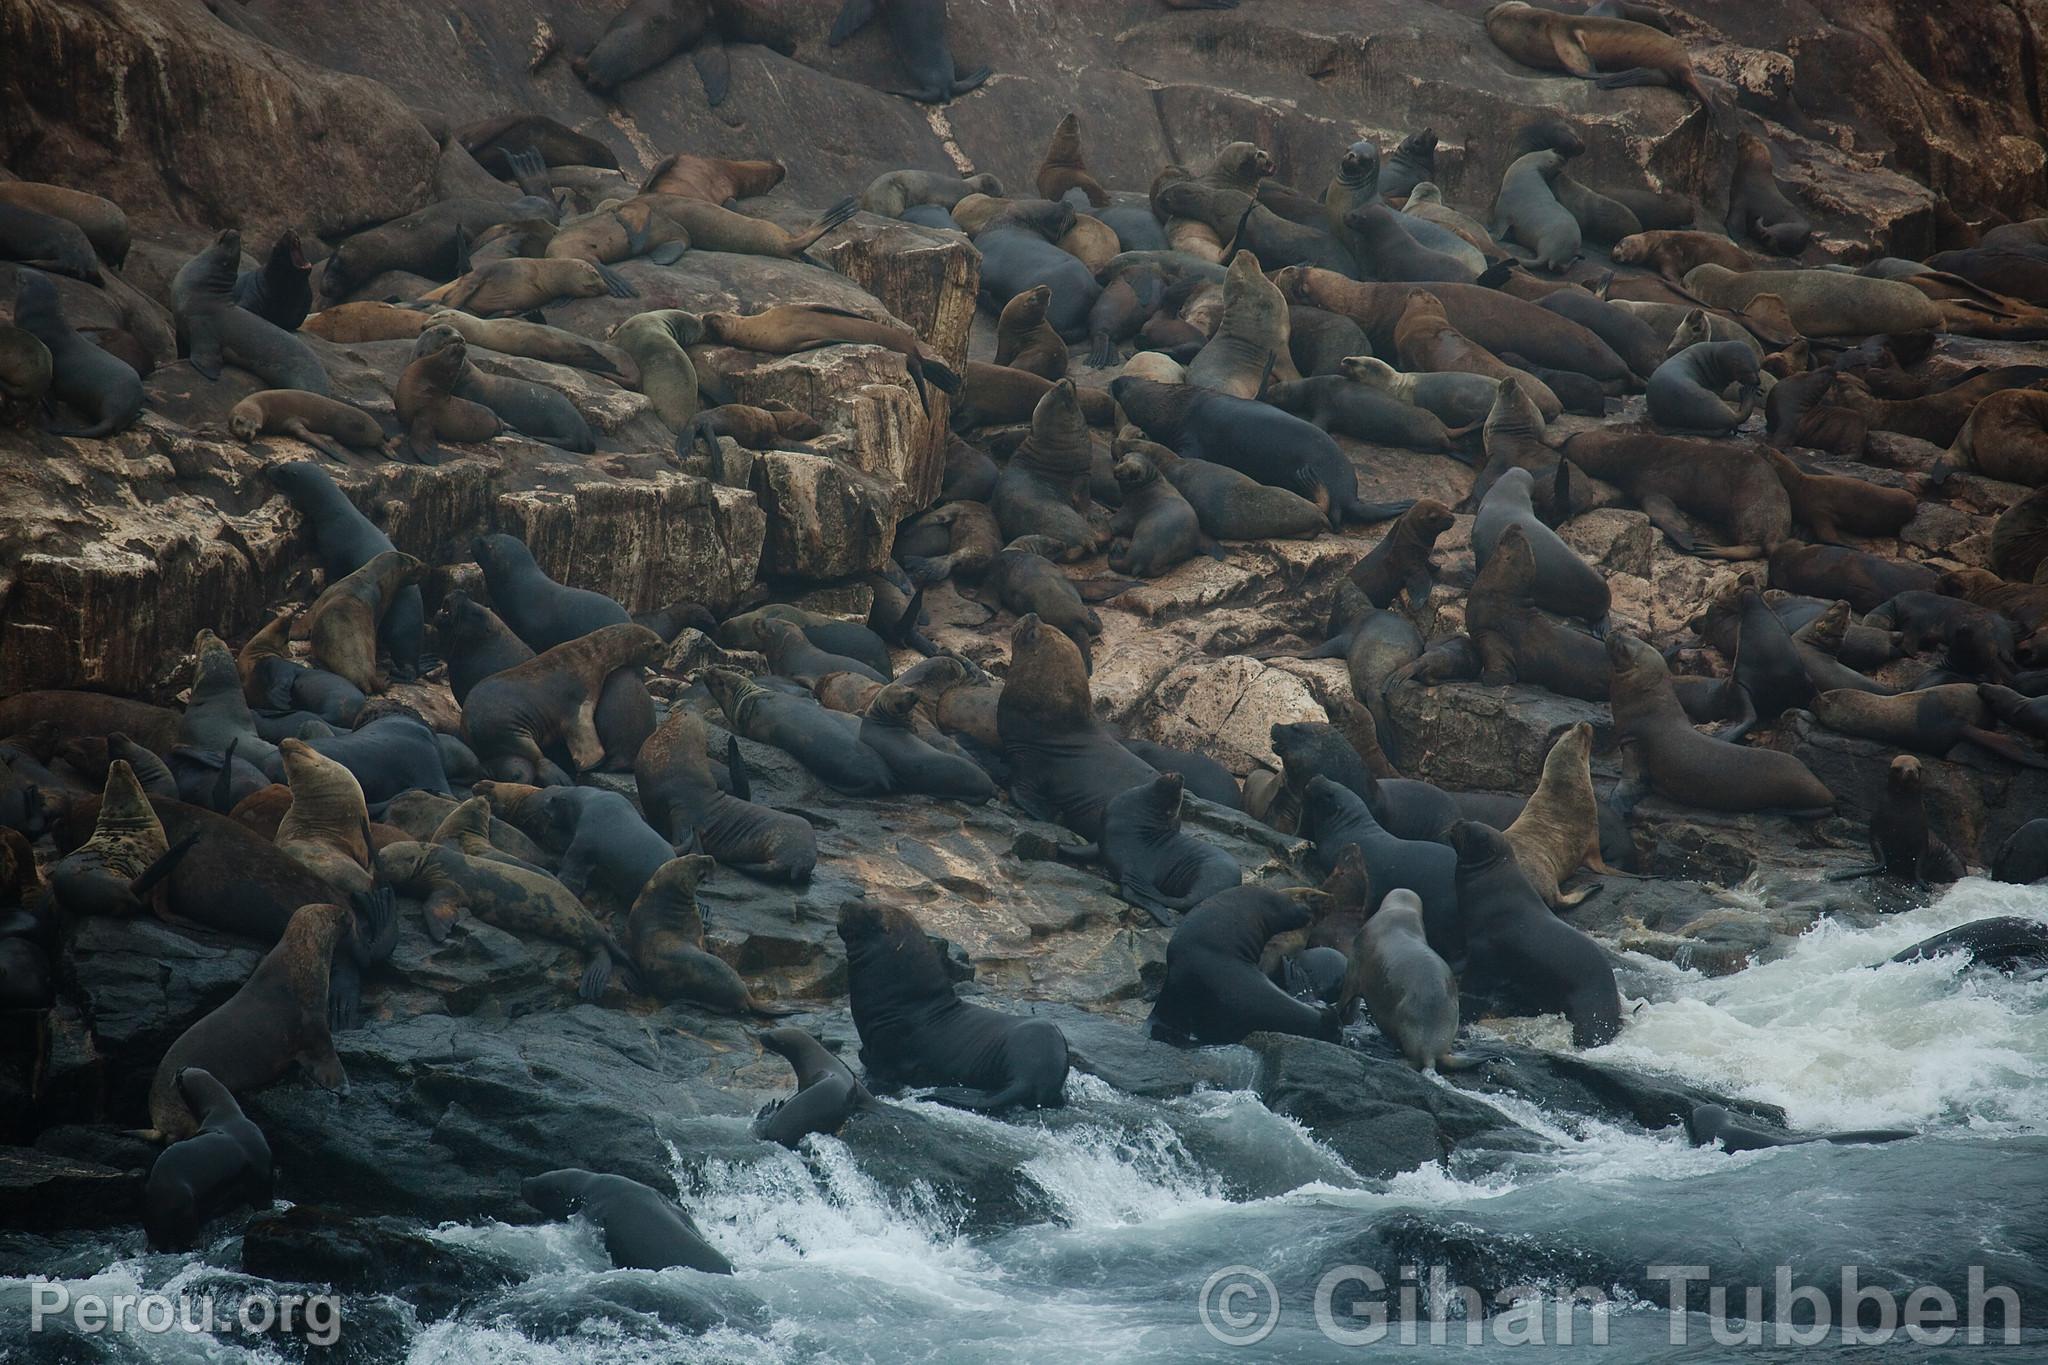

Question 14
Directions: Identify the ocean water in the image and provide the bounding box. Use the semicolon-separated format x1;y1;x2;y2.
6;879;2045;1363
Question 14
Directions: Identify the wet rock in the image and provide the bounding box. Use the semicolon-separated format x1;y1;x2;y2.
0;1148;141;1231
241;1205;520;1317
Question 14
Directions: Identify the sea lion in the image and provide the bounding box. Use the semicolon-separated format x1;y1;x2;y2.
1564;429;1792;558
462;623;665;782
754;618;887;687
11;270;143;436
1683;263;1940;337
469;534;637;656
641;151;783;203
304;551;425;694
1049;771;1240;924
1769;540;1938;615
899;499;1003;583
182;629;278;765
859;169;1002;217
1287;304;1371;378
1299;775;1461;960
1345;889;1473;1070
1148;885;1337;1044
272;739;373;893
458;113;620;173
1264;375;1466;454
623;855;780;1014
0;198;101;281
421;258;622;317
611;310;704;430
1343;201;1480;282
704;669;893;795
1142;441;1329;541
394;329;500;463
1036;113;1109;206
1474;468;1611;625
828;0;993;103
536;786;676;908
1401;183;1502;259
981;539;1102;671
419;308;631;378
839;899;1068;1109
859;683;995;800
1185;252;1290;400
520;1169;733;1273
1394;289;1562;419
1608;632;1834;814
1725;134;1812;256
409;324;594;451
231;229;312;331
572;0;728;104
143;1069;273;1252
1351;499;1454;609
228;390;387;461
1503;721;1626;908
146;901;354;1140
1490;151;1582;272
702;301;957;396
543;199;693;275
0;318;52;422
1484;1;1718;119
1447;820;1621;1045
993;285;1068;379
45;761;192;918
1810;686;2048;769
1338;355;1497;431
1109;452;1214;576
1830;754;1967;886
271;711;452;812
1945;388;2048;486
1646;340;1760;435
684;401;821;457
1686;1103;1914;1151
1612;229;1752;279
0;181;128;266
1992;821;2048;884
996;615;1157;840
1550;168;1642;246
751;1028;878;1147
1762;449;1919;545
1113;376;1412;527
1993;485;2048;584
172;230;328;393
1382;128;1439;200
990;378;1100;557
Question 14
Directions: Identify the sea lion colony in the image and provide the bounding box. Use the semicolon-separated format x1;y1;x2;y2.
4;0;2048;1264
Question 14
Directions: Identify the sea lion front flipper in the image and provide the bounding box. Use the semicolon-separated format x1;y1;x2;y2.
404;415;446;467
1639;493;1695;552
828;0;879;45
186;315;225;381
564;700;607;772
422;886;462;942
1549;28;1598;76
647;242;690;267
580;945;614;1001
692;36;732;107
127;833;200;911
725;735;753;803
1402;570;1436;610
595;264;638;299
349;883;399;967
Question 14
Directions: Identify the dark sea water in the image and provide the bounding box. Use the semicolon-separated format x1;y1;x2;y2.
5;879;2045;1363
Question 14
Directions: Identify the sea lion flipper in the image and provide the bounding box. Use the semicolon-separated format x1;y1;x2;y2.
1548;28;1598;76
1117;875;1181;928
423;887;462;941
1593;67;1671;90
580;946;614;1001
1960;726;2048;770
828;0;878;46
328;957;362;1033
692;36;731;107
725;735;753;803
647;242;689;266
1638;493;1695;552
595;264;638;299
127;832;200;906
186;315;225;381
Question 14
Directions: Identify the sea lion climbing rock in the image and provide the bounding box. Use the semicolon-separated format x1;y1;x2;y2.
1149;885;1338;1045
143;1069;273;1252
304;551;425;695
1344;889;1469;1071
752;1028;877;1147
521;1169;734;1274
172;230;329;394
1503;721;1627;908
1726;134;1813;256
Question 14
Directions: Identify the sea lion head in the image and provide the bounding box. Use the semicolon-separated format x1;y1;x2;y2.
1371;888;1426;935
190;629;242;695
228;398;264;442
1338;140;1380;188
373;840;435;886
1405;498;1456;541
1008;284;1052;325
703;667;754;721
1445;818;1512;871
1479;523;1540;601
866;682;922;727
1604;630;1664;684
636;853;716;914
1611;234;1650;265
966;173;1004;197
892;654;969;703
1212;141;1275;187
1114;770;1185;833
1112;452;1160;495
519;1169;591;1217
1298;773;1371;843
834;896;904;950
432;589;494;648
175;1067;241;1129
1340;355;1397;389
1887;753;1923;795
429;794;494;847
1407;182;1445;206
471;532;535;581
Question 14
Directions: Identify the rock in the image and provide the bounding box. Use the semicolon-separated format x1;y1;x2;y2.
1134;655;1331;777
0;1148;141;1231
241;1205;519;1316
748;447;898;581
1382;682;1610;791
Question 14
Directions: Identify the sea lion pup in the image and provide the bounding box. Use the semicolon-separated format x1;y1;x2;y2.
997;615;1157;839
838;899;1068;1110
228;390;387;460
1109;452;1214;577
1379;126;1438;200
1685;1104;1912;1153
409;324;596;452
859;684;995;801
685;401;821;458
1351;499;1454;609
752;617;887;687
1445;820;1620;1045
1148;885;1338;1045
899;500;1003;583
1036;113;1109;206
634;716;811;888
521;1169;734;1274
1607;631;1834;815
1484;1;1720;118
45;762;195;918
1762;449;1918;545
1503;721;1630;909
1474;468;1611;626
12;270;143;437
991;378;1100;558
572;0;728;103
700;302;959;397
183;629;278;765
1489;150;1582;272
304;550;426;695
376;840;632;996
859;169;1000;217
626;855;786;1014
828;0;993;103
1136;439;1328;542
704;669;893;795
273;740;372;893
993;285;1068;379
1343;889;1478;1071
462;623;664;783
394;330;500;464
1824;754;1966;886
422;257;624;316
1811;685;2048;769
1944;388;2048;487
1682;263;1941;337
1112;376;1412;528
1395;289;1562;420
1263;373;1466;454
752;1028;878;1147
1563;429;1791;559
1646;340;1760;435
171;229;329;394
145;901;354;1140
980;538;1103;670
1724;133;1812;256
143;1068;273;1251
231;229;312;331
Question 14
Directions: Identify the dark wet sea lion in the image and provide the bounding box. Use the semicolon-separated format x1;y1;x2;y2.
573;0;728;104
973;205;1103;340
752;1028;878;1147
0;181;128;266
1467;526;1611;702
12;270;143;436
840;899;1068;1109
705;668;893;795
1139;440;1329;541
146;901;355;1140
860;683;995;800
434;591;533;704
1299;775;1460;960
232;229;312;331
1265;375;1465;454
521;1169;733;1273
1647;341;1760;435
1491;150;1582;272
1725;134;1813;256
411;324;594;451
1059;771;1240;924
1768;540;1938;615
1686;1104;1911;1152
1109;452;1212;576
1992;821;2048;884
1148;886;1337;1045
182;629;278;765
624;855;783;1014
997;615;1157;840
144;1069;273;1252
1118;737;1241;810
458;114;620;174
267;463;424;677
538;786;676;908
1608;632;1834;815
173;230;328;393
1350;499;1454;609
271;711;452;812
829;0;993;103
1474;468;1610;625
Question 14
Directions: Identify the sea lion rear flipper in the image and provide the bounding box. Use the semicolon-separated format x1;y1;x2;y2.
828;0;878;45
726;735;753;803
349;880;399;966
1348;498;1417;524
1713;684;1759;744
580;945;614;1002
1824;864;1884;882
1592;67;1671;90
595;264;638;299
692;36;731;107
328;956;363;1033
920;356;963;395
1435;1049;1501;1072
1402;570;1436;609
1959;726;2048;770
423;887;462;942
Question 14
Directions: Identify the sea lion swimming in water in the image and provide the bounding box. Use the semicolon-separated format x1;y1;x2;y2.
751;1028;878;1147
521;1169;733;1273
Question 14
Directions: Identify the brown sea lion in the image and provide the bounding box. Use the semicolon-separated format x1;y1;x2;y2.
636;192;858;262
1992;485;2048;584
1563;428;1791;558
953;360;1115;427
1504;721;1629;908
997;614;1156;840
994;285;1068;379
642;152;784;203
543;198;692;271
304;551;426;694
420;258;621;315
1611;230;1752;279
702;302;959;397
1483;1;1720;120
45;761;190;918
991;379;1101;558
1608;632;1833;815
0;181;129;266
458;114;619;174
573;0;728;102
858;169;1002;217
633;709;815;882
462;624;666;782
1768;540;1938;614
1761;448;1918;544
1468;526;1610;702
685;400;821;454
1725;134;1813;257
1827;754;1966;885
228;390;388;461
146;901;354;1140
1036;113;1109;207
1395;289;1561;419
1810;686;2047;769
1945;388;2048;486
0;692;181;756
1940;569;2048;636
1352;499;1455;609
624;855;787;1014
273;739;372;894
1682;264;1940;337
1186;251;1290;400
394;330;500;464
